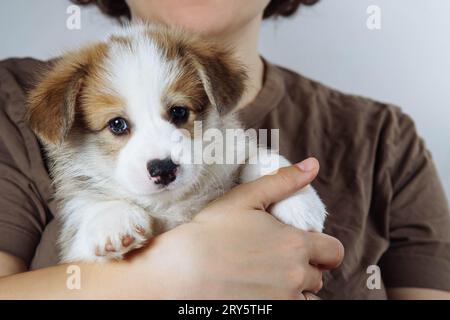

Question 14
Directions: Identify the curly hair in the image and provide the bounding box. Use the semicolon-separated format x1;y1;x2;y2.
71;0;320;21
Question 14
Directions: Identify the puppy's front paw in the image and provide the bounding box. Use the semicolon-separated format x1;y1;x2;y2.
62;202;153;262
93;223;150;259
269;185;327;232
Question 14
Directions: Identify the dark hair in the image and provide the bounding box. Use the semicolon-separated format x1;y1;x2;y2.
71;0;320;21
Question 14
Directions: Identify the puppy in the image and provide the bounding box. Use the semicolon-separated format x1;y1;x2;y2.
27;24;327;263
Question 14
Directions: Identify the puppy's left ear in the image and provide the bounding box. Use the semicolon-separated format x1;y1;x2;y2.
190;43;248;114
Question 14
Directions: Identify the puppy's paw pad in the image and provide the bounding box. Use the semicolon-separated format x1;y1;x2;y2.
95;228;150;258
135;226;147;235
121;235;135;247
95;234;139;255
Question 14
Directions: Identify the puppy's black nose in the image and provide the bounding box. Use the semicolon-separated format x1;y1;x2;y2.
147;158;178;186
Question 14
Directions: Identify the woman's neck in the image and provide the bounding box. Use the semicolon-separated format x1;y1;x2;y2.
214;16;264;110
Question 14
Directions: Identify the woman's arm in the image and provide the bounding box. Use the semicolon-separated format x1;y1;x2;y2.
0;160;344;300
0;252;27;277
378;109;450;295
0;257;166;299
387;288;450;300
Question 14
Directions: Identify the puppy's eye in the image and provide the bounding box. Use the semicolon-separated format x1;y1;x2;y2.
169;106;189;124
108;117;129;135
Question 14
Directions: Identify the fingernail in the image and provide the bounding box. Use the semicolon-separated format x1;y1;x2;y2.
296;158;317;172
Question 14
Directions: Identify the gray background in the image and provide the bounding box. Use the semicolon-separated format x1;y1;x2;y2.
1;0;449;200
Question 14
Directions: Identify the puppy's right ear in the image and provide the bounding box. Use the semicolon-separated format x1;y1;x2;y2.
27;44;106;145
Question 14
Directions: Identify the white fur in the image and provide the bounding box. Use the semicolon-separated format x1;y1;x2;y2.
60;197;152;262
240;150;327;232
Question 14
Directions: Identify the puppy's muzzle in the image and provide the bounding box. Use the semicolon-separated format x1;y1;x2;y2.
147;158;178;186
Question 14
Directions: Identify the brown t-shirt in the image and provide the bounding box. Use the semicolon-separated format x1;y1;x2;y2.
0;57;449;299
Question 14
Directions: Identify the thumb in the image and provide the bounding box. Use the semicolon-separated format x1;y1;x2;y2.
227;158;320;210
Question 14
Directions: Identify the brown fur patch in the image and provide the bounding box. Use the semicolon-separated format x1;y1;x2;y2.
149;27;248;114
78;53;130;157
82;92;127;132
143;27;247;135
161;61;210;136
189;43;248;114
27;43;109;145
81;89;129;158
110;35;133;52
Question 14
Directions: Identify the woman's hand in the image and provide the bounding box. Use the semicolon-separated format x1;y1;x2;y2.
131;158;344;299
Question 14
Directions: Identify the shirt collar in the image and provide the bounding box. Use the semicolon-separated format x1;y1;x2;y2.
233;57;286;129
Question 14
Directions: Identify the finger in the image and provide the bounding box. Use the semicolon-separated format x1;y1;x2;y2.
301;264;323;293
297;293;307;300
303;292;322;300
306;232;345;269
227;158;320;210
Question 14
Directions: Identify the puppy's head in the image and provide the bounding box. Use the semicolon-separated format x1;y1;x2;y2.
27;25;247;197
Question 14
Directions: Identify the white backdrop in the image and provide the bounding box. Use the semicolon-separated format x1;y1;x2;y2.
1;0;449;201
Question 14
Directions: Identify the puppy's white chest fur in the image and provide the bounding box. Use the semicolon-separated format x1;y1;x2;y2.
59;150;326;263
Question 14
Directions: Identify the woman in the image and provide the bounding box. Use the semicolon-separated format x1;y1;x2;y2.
0;0;448;299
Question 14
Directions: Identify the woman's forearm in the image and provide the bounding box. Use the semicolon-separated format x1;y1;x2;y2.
0;260;163;299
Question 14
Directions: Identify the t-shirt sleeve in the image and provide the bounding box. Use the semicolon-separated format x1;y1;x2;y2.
0;61;49;266
378;107;450;291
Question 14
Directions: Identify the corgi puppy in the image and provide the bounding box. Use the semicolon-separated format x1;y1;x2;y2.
27;24;327;263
